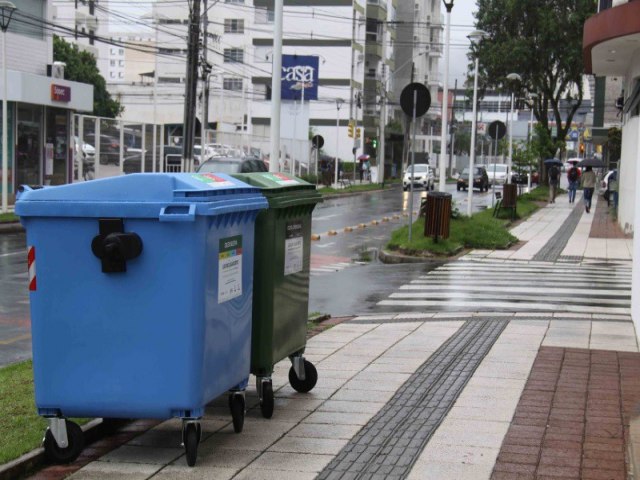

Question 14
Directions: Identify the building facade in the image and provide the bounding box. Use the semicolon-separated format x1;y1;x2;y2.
1;0;93;206
582;0;640;330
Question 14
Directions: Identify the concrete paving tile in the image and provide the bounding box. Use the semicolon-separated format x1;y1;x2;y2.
447;405;517;423
217;420;297;437
188;444;261;468
99;445;184;465
406;459;495;479
151;465;237;480
330;388;394;403
304;411;374;426
465;376;527;390
415;443;501;465
271;396;325;412
318;400;385;414
248;452;333;472
67;462;162;480
360;362;421;374
515;312;554;318
153;418;229;434
275;386;339;400
589;343;638;352
243;405;311;423
126;429;183;448
233;468;318;480
340;379;404;392
550;320;592;330
510;319;550;326
438;418;511;436
393;312;436;319
286;422;362;440
591;322;636;335
203;432;281;451
589;334;637;345
268;436;348;455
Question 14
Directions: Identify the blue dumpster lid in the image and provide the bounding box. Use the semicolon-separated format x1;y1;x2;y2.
15;173;268;219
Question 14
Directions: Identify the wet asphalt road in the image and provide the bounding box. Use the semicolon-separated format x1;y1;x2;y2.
0;182;495;366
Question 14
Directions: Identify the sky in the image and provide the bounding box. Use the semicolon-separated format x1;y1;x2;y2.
446;1;478;88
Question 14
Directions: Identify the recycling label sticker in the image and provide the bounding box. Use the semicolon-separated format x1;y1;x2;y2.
218;235;242;303
284;220;304;275
193;173;235;188
263;172;300;186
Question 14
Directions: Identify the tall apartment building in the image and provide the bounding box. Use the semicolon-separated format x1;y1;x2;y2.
51;0;99;57
392;0;442;133
0;0;93;205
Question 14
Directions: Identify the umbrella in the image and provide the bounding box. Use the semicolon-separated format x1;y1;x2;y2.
567;159;580;164
358;154;370;161
578;157;605;168
543;158;562;166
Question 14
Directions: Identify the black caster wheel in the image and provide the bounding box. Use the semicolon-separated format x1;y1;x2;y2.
260;380;274;419
229;393;245;433
289;360;318;393
43;420;84;464
183;423;199;467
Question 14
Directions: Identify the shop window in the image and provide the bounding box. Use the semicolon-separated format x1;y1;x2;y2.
623;79;640;118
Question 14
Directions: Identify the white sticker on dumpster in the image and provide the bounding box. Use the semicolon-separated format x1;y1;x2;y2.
284;221;303;275
218;235;242;303
193;173;235;188
263;172;300;186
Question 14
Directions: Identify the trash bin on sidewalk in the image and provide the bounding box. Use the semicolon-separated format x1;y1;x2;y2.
423;191;452;241
15;173;268;467
232;172;322;419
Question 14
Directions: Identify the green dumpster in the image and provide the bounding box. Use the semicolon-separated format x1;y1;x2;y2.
232;172;322;418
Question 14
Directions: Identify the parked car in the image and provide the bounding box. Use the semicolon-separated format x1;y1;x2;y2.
196;156;268;175
511;166;540;185
601;169;618;202
457;166;490;192
85;133;127;165
73;136;95;160
402;164;434;191
486;163;509;185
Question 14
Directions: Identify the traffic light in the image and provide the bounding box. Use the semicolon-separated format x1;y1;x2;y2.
348;122;354;138
356;128;361;139
372;138;378;149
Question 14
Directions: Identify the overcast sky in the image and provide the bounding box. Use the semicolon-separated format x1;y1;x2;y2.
446;2;478;88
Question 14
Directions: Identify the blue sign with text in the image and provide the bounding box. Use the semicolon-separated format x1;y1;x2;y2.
281;55;319;101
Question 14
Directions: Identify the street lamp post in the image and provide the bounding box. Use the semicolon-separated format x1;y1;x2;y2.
438;0;454;192
466;30;488;217
334;98;344;187
506;72;522;185
527;93;537;191
0;0;15;214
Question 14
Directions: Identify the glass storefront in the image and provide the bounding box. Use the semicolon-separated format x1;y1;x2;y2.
0;103;15;197
16;104;43;187
46;108;69;185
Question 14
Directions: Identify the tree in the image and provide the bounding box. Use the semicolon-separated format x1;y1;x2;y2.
472;0;594;159
53;36;123;118
606;127;621;165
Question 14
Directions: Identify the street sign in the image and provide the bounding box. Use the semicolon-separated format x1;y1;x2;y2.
488;120;507;140
311;135;324;149
400;83;431;118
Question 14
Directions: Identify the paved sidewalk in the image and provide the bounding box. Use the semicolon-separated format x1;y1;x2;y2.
27;188;638;480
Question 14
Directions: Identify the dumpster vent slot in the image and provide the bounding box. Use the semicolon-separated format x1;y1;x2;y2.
91;219;143;274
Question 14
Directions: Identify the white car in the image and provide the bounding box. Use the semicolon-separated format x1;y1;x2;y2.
73;136;95;159
486;163;508;184
403;164;434;191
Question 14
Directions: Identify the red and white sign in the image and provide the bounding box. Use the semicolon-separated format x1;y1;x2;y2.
51;84;71;102
27;246;36;291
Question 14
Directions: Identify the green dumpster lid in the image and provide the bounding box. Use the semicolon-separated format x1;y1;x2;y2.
232;172;322;209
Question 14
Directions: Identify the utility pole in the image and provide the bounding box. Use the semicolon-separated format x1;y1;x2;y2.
350;7;357;182
182;0;201;172
449;78;457;176
269;0;284;172
379;62;386;185
201;0;209;152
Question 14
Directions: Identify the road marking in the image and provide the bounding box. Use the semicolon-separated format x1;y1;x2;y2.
0;251;24;258
0;333;31;345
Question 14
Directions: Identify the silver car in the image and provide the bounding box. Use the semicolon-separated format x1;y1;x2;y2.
403;164;434;191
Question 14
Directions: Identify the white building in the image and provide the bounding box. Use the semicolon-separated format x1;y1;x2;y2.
0;0;93;205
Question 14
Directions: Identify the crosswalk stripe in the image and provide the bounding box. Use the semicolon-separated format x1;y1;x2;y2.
376;258;631;317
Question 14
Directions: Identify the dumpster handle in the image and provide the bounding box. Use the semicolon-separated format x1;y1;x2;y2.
159;204;196;222
91;219;143;273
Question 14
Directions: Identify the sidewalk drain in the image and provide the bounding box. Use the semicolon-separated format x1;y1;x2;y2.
317;318;508;480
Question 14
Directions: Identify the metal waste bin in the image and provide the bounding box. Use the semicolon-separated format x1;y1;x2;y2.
423;191;452;240
232;172;322;419
15;173;268;466
503;183;517;208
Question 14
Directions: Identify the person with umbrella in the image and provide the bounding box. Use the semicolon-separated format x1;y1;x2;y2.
544;159;562;203
566;160;581;203
581;166;597;213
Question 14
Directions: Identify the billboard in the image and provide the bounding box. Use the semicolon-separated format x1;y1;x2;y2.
281;55;319;101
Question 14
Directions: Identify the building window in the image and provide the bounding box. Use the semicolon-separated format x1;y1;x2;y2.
224;19;244;33
119;72;124;79
118;49;124;55
223;78;243;91
255;7;274;23
119;60;125;67
223;48;244;63
159;77;183;84
110;72;116;78
225;0;244;3
110;60;116;67
8;0;45;39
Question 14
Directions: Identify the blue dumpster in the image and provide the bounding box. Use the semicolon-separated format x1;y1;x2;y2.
15;173;268;466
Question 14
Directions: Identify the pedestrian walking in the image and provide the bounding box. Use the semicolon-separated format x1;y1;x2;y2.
566;164;581;203
581;166;597;213
548;164;560;203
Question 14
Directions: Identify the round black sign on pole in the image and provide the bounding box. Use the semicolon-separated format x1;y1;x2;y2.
488;120;507;140
400;83;431;118
311;135;324;149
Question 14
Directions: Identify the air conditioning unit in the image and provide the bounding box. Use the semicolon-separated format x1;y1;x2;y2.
357;53;364;63
426;15;431;23
50;61;66;79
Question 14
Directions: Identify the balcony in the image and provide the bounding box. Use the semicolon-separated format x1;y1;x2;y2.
583;0;640;75
366;43;383;59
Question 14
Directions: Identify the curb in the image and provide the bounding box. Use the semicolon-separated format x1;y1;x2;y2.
0;222;23;234
378;249;446;264
0;418;130;480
